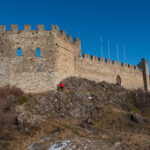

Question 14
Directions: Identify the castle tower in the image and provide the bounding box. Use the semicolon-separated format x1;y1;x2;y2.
0;24;81;93
51;25;81;80
138;58;150;91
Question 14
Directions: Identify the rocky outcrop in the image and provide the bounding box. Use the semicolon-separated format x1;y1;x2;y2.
14;77;150;150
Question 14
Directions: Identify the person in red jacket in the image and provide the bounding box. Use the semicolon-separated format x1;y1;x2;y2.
60;82;64;89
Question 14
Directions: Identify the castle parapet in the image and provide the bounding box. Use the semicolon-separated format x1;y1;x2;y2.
60;30;66;38
83;54;90;59
24;24;31;31
73;38;81;47
51;25;60;32
113;60;120;65
122;63;128;67
10;24;18;32
91;56;98;62
67;34;72;42
134;66;139;70
37;25;44;31
137;66;142;70
0;25;6;32
141;58;148;63
51;25;80;47
99;57;105;63
128;64;134;69
106;59;111;64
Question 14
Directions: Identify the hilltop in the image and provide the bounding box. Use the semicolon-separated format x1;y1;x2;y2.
0;77;150;150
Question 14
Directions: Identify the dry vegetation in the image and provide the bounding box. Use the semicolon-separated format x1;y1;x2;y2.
0;78;150;150
0;85;31;150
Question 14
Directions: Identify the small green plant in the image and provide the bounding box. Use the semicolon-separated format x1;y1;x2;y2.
16;96;28;105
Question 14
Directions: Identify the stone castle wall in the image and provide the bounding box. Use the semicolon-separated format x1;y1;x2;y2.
0;25;59;93
0;58;10;86
75;56;144;90
51;25;81;81
0;24;149;93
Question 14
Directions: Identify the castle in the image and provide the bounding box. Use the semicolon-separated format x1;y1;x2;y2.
0;24;149;93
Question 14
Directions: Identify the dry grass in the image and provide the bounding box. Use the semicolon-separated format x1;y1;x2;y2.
0;78;150;150
0;85;30;150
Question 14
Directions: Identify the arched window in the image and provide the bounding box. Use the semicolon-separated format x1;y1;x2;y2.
36;48;40;57
116;75;121;85
17;48;22;57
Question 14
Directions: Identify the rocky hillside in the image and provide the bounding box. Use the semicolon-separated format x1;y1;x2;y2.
0;77;150;150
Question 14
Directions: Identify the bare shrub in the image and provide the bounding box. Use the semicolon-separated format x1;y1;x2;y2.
19;122;41;136
0;85;24;131
0;84;23;99
0;113;17;129
132;91;150;117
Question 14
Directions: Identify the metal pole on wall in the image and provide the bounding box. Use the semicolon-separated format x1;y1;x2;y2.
108;40;110;59
123;45;126;62
116;42;119;61
100;38;103;58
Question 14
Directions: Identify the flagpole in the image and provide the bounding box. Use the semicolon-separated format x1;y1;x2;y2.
100;38;103;58
108;40;110;59
116;42;119;61
123;45;126;62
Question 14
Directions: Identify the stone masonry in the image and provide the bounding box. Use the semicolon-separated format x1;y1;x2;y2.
0;24;149;93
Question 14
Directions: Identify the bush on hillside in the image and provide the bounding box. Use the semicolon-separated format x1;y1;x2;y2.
0;85;24;129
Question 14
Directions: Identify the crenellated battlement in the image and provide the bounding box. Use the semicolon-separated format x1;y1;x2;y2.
10;24;18;32
0;24;81;48
128;64;134;69
0;24;48;32
113;60;120;65
0;25;6;32
80;54;142;71
51;25;81;47
60;29;66;38
51;25;60;32
24;24;31;31
106;59;111;64
91;55;98;62
121;63;128;67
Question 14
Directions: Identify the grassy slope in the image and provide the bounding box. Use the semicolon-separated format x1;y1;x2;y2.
0;77;150;150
